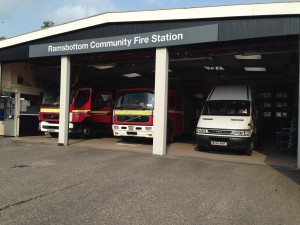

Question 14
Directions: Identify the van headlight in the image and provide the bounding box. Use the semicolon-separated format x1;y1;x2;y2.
233;130;245;136
232;130;251;136
196;128;208;134
244;130;252;136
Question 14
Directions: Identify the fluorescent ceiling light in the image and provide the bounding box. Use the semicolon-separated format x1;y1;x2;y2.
204;66;225;71
244;67;266;72
91;64;115;69
235;55;262;60
123;73;142;78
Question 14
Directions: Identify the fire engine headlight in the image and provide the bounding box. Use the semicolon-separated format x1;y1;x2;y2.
145;127;152;131
114;125;119;129
196;128;208;134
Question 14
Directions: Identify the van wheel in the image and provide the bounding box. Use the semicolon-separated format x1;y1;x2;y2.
49;132;58;138
244;137;254;156
80;121;94;139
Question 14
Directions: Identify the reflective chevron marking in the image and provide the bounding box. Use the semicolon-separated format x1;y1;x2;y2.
40;108;60;113
114;110;152;115
72;110;90;113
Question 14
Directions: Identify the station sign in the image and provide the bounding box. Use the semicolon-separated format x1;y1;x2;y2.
29;24;218;58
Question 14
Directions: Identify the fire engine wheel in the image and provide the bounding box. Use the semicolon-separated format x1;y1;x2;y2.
122;136;133;142
49;132;58;138
197;145;207;152
80;121;95;139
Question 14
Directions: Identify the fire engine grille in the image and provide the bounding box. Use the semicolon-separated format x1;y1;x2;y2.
43;114;59;119
116;115;150;123
207;129;233;135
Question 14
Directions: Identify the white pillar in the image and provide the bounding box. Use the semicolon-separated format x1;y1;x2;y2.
58;56;71;146
153;48;169;155
298;49;300;168
0;62;2;88
15;91;20;137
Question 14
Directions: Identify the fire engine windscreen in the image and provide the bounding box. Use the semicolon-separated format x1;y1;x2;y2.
42;91;60;106
116;91;154;110
202;100;250;116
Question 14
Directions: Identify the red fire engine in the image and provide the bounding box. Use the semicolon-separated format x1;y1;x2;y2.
112;88;196;142
39;88;113;138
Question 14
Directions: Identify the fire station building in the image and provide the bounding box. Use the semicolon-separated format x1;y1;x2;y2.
0;2;300;168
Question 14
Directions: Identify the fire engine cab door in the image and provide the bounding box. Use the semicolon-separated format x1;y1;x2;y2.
73;89;91;113
91;93;111;124
183;102;196;133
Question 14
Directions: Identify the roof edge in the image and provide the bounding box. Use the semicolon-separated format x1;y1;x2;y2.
1;2;300;49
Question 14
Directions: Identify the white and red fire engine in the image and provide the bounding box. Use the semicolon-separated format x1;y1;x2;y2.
112;88;196;142
39;88;113;138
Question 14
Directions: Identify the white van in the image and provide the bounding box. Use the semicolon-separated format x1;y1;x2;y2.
196;85;258;155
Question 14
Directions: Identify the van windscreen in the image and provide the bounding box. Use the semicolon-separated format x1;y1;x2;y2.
203;100;250;116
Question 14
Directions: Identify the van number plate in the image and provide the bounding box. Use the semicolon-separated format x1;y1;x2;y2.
211;141;227;146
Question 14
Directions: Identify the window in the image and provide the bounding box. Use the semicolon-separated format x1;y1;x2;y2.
203;100;250;116
74;90;90;108
41;91;59;106
116;91;154;109
93;93;109;109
